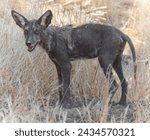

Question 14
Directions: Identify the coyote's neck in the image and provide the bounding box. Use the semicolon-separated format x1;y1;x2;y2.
40;29;54;53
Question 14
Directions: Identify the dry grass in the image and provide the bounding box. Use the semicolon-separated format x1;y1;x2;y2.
0;0;150;123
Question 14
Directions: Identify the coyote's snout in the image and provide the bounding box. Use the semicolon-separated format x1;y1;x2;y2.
11;10;136;107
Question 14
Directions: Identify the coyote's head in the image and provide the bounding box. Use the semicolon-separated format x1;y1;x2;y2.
11;10;52;52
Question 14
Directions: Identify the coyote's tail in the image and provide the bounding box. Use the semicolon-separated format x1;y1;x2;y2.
122;34;137;80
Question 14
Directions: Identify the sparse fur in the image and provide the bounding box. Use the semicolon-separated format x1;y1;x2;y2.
11;10;136;106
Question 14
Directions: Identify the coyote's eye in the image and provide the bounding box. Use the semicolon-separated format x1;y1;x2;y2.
34;30;39;35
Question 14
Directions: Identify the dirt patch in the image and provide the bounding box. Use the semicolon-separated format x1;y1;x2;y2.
35;96;136;123
108;103;136;123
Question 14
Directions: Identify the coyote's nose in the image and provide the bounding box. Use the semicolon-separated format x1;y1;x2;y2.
26;42;31;46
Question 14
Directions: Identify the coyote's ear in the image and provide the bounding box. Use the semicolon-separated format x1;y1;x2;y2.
37;10;52;28
11;10;28;28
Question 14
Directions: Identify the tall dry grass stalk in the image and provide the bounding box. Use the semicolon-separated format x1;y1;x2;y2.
0;0;150;122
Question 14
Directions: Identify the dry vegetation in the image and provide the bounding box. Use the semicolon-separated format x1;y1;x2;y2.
0;0;150;123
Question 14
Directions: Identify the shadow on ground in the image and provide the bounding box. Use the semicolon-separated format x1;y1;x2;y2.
39;96;136;123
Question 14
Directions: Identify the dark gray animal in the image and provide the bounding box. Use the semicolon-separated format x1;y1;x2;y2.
11;10;136;106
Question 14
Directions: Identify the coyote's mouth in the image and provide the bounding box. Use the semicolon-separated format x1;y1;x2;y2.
28;45;36;52
27;42;38;52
